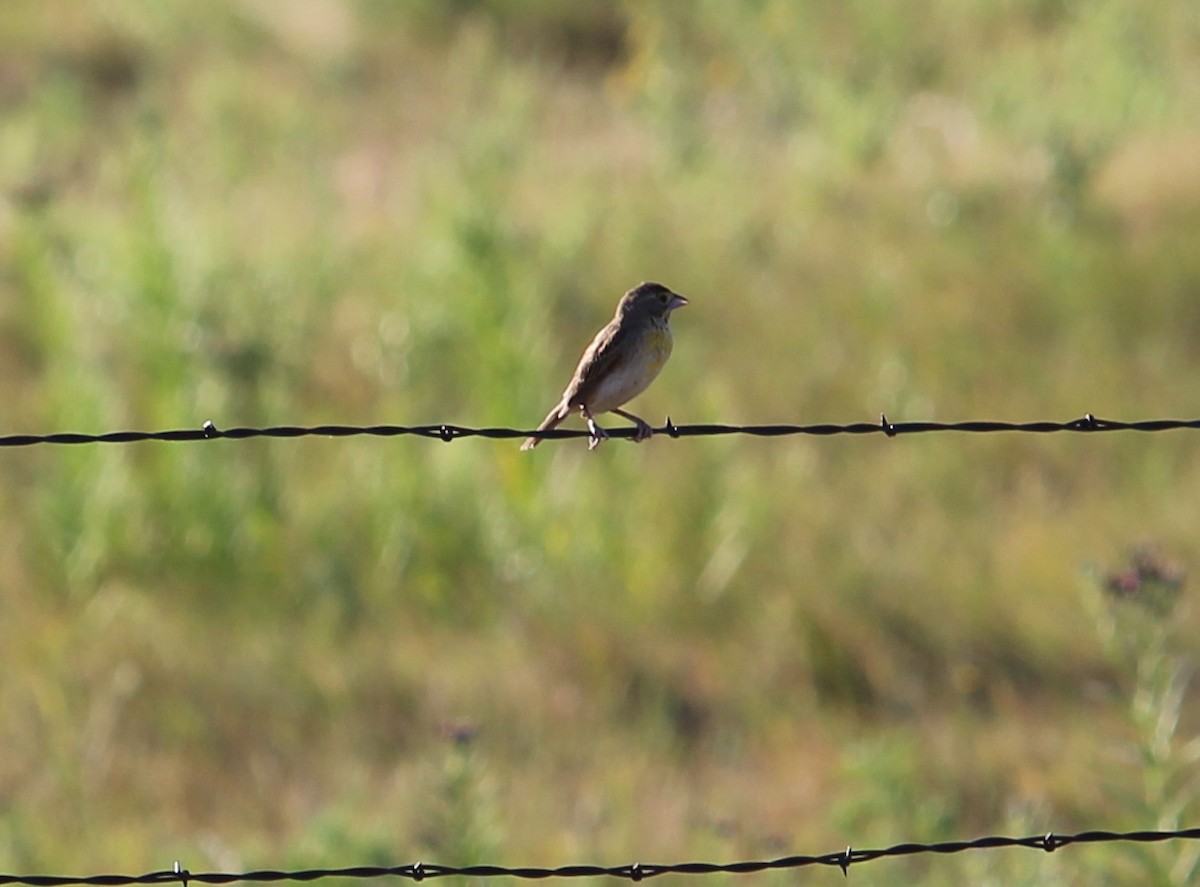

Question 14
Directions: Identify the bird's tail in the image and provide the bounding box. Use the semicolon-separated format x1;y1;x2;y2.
521;406;568;451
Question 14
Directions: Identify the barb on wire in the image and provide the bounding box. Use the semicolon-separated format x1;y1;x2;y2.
1;828;1198;884
2;414;1200;449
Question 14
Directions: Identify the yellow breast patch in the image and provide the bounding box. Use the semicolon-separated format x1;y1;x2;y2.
642;325;674;374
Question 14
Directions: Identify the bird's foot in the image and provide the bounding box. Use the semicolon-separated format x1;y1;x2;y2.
630;417;653;443
612;409;654;443
586;417;609;451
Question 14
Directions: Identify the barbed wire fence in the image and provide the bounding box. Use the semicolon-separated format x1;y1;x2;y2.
5;421;1197;879
3;414;1200;448
1;828;1197;884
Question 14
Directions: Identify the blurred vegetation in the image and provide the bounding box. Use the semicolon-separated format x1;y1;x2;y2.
1;0;1200;883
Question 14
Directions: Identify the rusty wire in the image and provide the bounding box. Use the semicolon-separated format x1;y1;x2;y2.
2;414;1199;448
0;828;1197;884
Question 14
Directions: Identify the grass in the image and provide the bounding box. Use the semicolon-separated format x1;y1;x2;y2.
2;1;1200;883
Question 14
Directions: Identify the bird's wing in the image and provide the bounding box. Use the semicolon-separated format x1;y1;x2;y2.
560;317;632;408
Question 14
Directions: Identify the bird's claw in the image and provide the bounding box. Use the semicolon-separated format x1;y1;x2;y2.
585;415;652;449
587;418;609;451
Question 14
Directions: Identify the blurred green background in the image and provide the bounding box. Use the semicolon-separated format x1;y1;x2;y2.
2;0;1200;883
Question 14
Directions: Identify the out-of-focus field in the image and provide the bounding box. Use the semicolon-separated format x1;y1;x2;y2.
2;1;1200;883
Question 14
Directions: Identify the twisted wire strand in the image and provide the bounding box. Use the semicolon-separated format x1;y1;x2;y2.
2;414;1199;448
2;828;1198;884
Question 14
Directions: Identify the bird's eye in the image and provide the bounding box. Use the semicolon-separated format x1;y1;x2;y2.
659;292;669;302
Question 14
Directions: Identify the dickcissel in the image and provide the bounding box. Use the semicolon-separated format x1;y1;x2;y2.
521;281;688;451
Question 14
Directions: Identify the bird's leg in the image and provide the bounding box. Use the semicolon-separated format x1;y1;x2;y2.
582;407;609;450
612;408;653;443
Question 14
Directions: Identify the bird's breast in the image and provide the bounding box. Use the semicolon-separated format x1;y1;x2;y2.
586;322;673;414
642;325;674;373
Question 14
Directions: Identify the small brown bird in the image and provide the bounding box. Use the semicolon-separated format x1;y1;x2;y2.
522;281;688;451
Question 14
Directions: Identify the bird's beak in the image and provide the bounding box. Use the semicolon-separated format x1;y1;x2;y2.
668;293;688;311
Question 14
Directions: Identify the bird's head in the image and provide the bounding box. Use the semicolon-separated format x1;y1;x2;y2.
618;281;688;319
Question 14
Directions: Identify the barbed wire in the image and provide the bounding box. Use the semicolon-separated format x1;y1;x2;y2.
2;414;1200;449
2;827;1197;884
